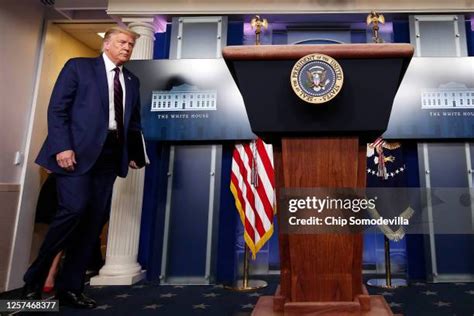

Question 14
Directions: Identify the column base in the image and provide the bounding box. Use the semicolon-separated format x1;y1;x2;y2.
90;270;146;286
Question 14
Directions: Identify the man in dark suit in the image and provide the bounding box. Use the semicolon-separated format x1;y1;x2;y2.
23;27;144;308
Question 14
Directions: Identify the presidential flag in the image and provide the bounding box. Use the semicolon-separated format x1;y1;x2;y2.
230;139;276;259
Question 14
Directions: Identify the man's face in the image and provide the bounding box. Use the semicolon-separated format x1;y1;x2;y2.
103;32;135;65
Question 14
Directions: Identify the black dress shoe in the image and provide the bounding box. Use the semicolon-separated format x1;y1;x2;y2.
78;293;97;305
21;283;42;300
55;291;97;309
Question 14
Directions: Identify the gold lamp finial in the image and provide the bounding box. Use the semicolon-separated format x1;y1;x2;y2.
366;11;385;43
250;15;268;45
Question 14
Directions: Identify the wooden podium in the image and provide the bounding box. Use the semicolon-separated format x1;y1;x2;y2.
223;44;414;316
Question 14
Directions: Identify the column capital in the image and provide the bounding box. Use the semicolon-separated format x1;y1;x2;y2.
127;21;156;41
122;16;167;34
122;17;154;24
123;17;162;59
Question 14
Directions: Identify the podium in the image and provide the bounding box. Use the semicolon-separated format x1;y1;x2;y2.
223;44;414;316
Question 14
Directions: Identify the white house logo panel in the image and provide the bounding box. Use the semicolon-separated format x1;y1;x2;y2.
151;84;217;112
421;82;474;110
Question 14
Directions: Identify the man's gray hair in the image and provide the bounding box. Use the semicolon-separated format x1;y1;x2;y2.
102;26;140;51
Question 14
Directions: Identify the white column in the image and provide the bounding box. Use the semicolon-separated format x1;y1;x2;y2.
90;20;156;286
129;21;156;59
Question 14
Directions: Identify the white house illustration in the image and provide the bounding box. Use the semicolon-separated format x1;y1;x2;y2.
151;84;217;112
421;82;474;109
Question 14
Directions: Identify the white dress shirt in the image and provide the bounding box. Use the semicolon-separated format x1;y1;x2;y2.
102;53;126;130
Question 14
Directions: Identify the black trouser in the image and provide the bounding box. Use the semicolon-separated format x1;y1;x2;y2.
24;133;121;292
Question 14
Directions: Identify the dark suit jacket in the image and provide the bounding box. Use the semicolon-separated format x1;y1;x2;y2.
36;56;141;178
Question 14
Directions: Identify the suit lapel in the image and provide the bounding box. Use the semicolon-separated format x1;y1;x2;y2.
123;67;133;128
94;56;109;116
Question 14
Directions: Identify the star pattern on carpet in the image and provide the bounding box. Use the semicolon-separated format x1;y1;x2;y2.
454;283;466;286
213;284;224;289
173;285;185;289
412;282;426;286
143;304;162;309
389;302;403;307
115;293;131;298
160;293;177;298
421;290;437;296
3;275;473;316
95;304;112;310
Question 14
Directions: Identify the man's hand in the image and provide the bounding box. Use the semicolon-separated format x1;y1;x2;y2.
129;161;141;169
56;150;76;171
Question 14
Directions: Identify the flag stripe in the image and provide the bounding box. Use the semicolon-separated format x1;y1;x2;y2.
242;144;270;237
255;150;275;217
230;173;255;241
230;139;275;259
233;147;265;238
230;156;257;240
255;140;275;219
256;139;275;188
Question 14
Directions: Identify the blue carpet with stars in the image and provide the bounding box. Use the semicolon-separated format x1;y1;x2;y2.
2;275;474;315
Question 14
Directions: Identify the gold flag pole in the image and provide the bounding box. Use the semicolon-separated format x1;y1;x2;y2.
367;235;407;288
226;244;268;291
384;236;392;287
243;240;250;288
366;135;408;289
226;21;271;291
227;140;268;291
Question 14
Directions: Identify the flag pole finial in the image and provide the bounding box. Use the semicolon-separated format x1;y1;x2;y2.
250;15;268;45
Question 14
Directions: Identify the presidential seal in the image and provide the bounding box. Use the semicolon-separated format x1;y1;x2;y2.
290;53;344;104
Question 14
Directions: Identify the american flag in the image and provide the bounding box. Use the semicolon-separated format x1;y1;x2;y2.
230;139;276;259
